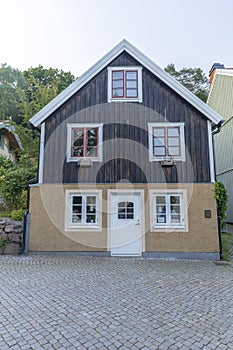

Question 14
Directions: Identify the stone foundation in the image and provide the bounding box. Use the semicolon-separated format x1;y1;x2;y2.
0;218;23;254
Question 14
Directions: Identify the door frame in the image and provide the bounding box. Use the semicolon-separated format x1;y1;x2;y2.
107;189;145;256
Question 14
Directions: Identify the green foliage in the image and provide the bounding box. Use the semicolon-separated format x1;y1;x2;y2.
0;64;26;122
215;182;228;230
221;232;233;261
10;209;25;221
0;155;36;211
164;63;209;102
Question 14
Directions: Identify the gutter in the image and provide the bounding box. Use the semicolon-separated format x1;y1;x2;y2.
19;177;38;254
211;120;224;259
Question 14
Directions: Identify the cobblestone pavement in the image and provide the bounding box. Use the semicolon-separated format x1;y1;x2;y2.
0;255;233;350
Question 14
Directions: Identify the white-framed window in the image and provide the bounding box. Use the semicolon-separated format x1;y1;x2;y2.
148;122;185;162
108;66;142;102
0;134;4;149
150;189;188;231
65;190;102;230
67;123;103;162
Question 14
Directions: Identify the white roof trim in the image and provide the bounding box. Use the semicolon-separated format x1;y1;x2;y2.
30;39;223;127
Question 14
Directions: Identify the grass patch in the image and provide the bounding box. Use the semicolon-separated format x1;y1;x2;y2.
221;232;233;261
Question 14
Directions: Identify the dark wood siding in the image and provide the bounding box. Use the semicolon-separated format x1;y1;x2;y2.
43;51;211;184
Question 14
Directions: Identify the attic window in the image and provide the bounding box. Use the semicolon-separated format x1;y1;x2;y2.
108;67;142;102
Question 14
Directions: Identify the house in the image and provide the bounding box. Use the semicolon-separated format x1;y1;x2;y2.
29;39;223;259
207;63;233;230
0;121;22;161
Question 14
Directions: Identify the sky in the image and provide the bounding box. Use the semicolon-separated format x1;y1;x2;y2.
1;0;233;78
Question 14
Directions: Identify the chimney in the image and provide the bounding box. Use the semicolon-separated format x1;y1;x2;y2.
209;63;225;86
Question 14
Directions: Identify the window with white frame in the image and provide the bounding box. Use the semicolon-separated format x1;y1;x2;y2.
148;122;185;161
66;190;102;229
67;123;103;162
108;66;142;102
151;190;188;231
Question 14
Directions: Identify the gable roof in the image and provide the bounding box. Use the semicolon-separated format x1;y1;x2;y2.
30;39;222;128
207;68;233;122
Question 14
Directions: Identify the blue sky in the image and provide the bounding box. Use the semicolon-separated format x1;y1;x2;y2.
1;0;233;77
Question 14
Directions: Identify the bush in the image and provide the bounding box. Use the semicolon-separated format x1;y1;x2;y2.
10;209;25;221
215;182;228;230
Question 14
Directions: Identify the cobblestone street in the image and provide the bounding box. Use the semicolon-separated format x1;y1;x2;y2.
0;255;233;349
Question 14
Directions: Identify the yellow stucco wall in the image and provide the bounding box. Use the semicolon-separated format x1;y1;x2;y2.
29;183;219;253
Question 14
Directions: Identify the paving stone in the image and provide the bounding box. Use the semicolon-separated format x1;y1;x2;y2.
0;255;233;349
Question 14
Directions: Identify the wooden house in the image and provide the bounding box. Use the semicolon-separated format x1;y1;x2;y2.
29;40;222;259
207;64;233;230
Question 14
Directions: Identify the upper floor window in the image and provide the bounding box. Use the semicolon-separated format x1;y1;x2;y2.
67;123;103;162
108;67;142;102
148;122;185;162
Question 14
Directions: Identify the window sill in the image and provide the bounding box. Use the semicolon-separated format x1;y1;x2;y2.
108;97;142;103
152;225;188;232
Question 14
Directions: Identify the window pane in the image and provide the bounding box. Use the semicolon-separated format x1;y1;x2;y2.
126;89;137;97
73;138;83;147
168;147;180;156
86;147;97;157
126;80;137;88
168;138;179;147
126;71;137;80
72;147;83;157
86;214;96;223
127;214;134;219
167;127;179;137
154;137;165;146
170;196;180;204
113;71;124;79
87;138;97;146
113;88;123;97
73;129;83;138
156;196;166;204
153;128;165;137
154;147;166;156
118;202;126;208
73;196;82;204
72;214;82;223
113;80;124;88
87;129;97;138
156;215;167;223
171;214;181;224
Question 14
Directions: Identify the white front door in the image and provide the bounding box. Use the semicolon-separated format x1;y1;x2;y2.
110;193;142;256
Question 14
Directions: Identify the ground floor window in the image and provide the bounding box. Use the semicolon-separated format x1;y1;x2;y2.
65;190;102;230
150;189;188;231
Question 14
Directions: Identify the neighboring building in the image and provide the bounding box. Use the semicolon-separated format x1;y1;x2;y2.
29;40;222;259
0;121;22;161
207;64;233;228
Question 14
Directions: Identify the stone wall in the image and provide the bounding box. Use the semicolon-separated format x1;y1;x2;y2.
0;218;23;254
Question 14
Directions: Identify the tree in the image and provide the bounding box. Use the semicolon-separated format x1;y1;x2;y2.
0;154;36;211
164;63;209;102
22;66;75;124
0;64;26;123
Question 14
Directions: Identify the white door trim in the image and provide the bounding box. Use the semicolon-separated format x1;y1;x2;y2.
107;189;145;255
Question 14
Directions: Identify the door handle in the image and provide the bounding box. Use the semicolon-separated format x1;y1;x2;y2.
135;223;140;226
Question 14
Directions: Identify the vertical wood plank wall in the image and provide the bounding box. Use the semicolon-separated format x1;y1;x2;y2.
43;51;210;184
